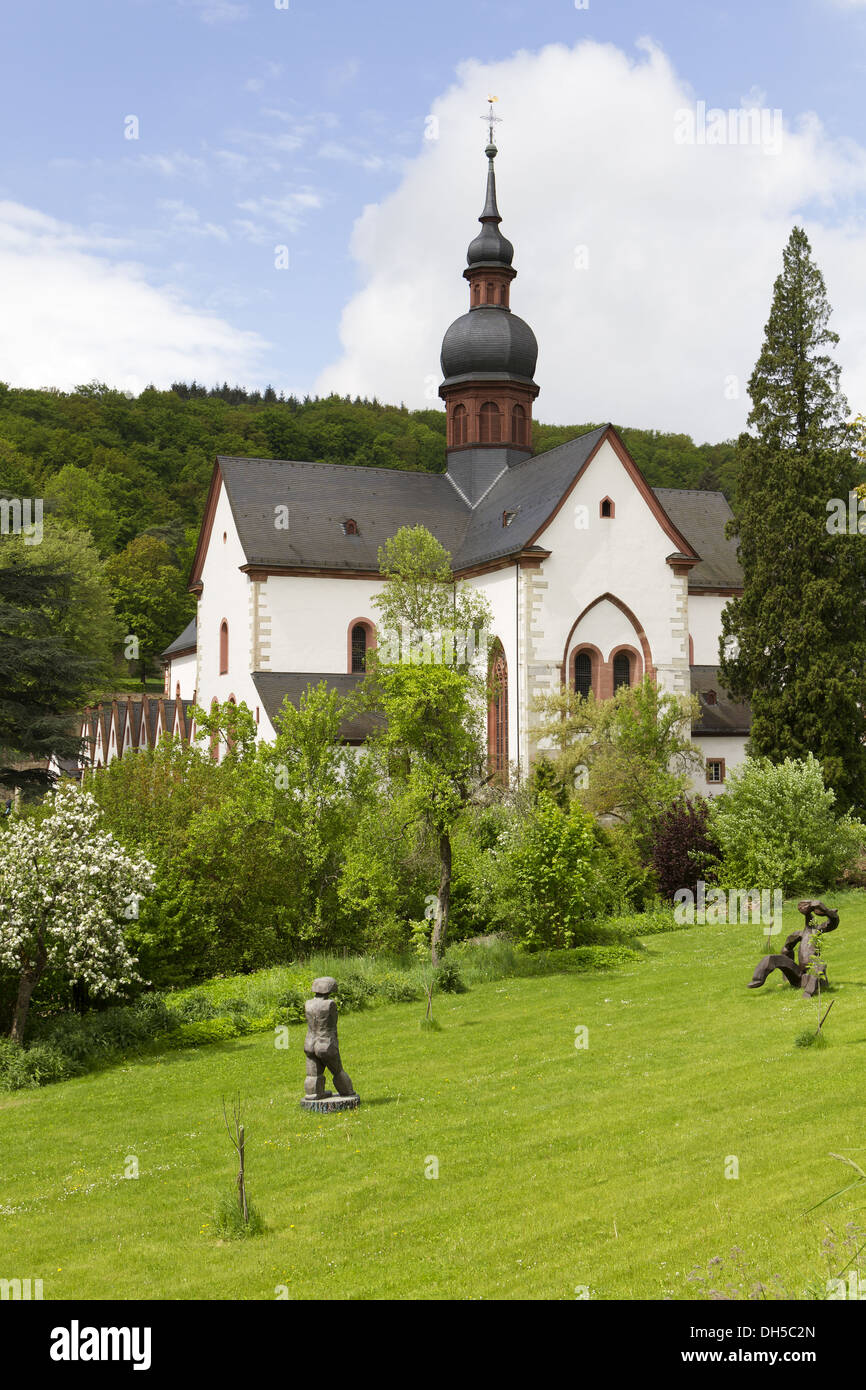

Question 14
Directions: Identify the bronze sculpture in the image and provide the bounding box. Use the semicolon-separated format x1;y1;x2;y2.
747;899;839;997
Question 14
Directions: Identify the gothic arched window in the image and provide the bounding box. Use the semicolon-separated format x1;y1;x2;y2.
488;641;508;784
613;651;632;691
453;403;468;446
479;401;501;444
574;650;593;699
512;404;527;447
219;620;229;675
486;281;494;303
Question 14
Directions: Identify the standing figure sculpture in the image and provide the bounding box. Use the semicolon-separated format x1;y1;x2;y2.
301;977;359;1111
747;899;839;997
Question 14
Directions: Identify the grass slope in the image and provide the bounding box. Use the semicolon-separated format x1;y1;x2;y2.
1;903;864;1300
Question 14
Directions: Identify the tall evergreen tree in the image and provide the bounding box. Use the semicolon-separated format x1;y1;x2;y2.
719;226;866;810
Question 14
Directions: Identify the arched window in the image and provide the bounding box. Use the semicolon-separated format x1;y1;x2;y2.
452;403;468;446
488;641;508;784
347;618;376;673
574;650;593;699
342;518;358;536
219;620;229;675
512;404;527;447
499;284;507;305
479;401;501;444
613;651;632;691
600;497;614;518
486;281;494;303
351;623;368;673
473;283;481;305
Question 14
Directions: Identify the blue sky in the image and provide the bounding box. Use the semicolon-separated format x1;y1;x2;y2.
2;0;866;437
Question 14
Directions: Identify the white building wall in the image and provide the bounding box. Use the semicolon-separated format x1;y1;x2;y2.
529;437;687;712
196;480;262;743
690;734;749;798
690;594;730;665
165;650;197;700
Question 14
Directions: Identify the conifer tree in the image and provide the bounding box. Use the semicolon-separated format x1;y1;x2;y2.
720;226;866;811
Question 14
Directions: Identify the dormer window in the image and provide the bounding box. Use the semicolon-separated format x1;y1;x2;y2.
502;510;517;527
342;519;359;536
600;498;614;519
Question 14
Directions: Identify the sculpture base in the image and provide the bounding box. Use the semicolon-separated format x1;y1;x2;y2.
299;1094;360;1114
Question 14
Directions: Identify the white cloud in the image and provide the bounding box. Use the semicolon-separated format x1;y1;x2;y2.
0;201;266;392
315;40;866;440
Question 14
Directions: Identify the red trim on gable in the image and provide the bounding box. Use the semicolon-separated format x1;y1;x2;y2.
527;425;701;564
188;462;224;593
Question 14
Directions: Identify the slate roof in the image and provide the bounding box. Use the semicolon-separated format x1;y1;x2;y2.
162;618;197;659
654;489;742;590
207;425;741;592
690;665;751;735
252;672;382;742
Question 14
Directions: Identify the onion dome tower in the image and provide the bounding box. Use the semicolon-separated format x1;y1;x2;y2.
440;104;539;502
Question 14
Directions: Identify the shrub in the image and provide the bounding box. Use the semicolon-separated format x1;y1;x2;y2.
0;1039;78;1089
651;796;720;902
433;959;465;993
506;793;596;949
711;755;866;895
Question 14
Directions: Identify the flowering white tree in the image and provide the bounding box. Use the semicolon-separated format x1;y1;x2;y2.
0;782;154;1042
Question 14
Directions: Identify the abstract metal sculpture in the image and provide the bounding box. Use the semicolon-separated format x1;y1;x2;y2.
748;899;839;997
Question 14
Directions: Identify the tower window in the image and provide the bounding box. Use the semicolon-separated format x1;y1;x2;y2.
453;403;468;446
473;283;481;305
499;284;507;305
219;620;229;675
512;404;527;447
613;651;632;691
479;401;501;444
574;650;592;699
486;281;494;303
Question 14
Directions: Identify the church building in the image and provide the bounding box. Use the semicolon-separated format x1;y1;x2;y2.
160;133;750;793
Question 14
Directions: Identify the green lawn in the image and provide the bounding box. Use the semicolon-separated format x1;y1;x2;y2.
2;901;864;1300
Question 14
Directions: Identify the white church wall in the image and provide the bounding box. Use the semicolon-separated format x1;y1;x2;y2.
196;479;261;743
532;437;688;696
690;594;731;666
165;650;197;700
262;575;384;672
469;565;519;770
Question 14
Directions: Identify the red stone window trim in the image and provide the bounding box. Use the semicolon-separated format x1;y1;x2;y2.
348;618;376;674
452;403;468;447
599;497;615;519
573;644;603;700
219;619;229;675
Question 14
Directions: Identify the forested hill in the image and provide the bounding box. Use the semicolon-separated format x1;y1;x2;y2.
0;380;739;565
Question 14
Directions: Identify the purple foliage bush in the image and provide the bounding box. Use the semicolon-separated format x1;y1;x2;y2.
651;796;720;902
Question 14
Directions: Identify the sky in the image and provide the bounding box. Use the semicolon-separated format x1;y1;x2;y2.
1;0;866;441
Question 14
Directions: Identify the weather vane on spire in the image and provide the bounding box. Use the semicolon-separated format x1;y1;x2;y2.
481;96;502;148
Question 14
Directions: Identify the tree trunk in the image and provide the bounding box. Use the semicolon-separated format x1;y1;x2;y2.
431;832;452;966
10;972;37;1044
